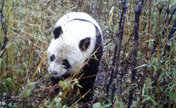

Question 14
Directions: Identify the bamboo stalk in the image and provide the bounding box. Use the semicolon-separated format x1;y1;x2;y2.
6;0;13;91
139;0;151;107
157;1;164;107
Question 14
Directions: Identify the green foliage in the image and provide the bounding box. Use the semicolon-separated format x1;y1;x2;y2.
113;100;124;108
74;78;82;88
6;77;11;84
22;82;36;98
171;0;176;4
137;51;142;60
27;82;36;91
0;58;2;66
135;64;147;69
54;97;62;108
93;102;101;108
22;89;31;98
59;80;71;90
142;95;157;106
92;101;112;108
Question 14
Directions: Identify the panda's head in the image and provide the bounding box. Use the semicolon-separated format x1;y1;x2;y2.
47;12;102;79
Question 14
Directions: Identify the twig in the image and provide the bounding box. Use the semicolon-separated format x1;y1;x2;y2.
106;30;122;95
111;0;127;102
106;0;127;102
88;81;106;108
128;0;144;108
0;0;8;58
139;0;151;107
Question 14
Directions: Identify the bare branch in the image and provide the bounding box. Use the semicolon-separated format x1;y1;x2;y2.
128;0;144;107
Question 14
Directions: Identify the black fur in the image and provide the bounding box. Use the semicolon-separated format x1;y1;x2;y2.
79;25;103;102
79;37;91;51
62;59;71;69
53;26;63;39
50;54;55;61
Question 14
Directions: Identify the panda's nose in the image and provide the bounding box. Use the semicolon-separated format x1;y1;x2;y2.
48;69;58;75
48;65;58;75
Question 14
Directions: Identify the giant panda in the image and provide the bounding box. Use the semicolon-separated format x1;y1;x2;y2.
47;12;103;102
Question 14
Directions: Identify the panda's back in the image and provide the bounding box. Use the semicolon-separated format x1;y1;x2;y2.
55;12;102;33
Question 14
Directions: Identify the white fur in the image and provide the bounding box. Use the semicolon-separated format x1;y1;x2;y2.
55;12;102;33
47;12;102;78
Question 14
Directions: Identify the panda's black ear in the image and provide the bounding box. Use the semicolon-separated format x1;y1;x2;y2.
53;26;63;39
79;37;91;51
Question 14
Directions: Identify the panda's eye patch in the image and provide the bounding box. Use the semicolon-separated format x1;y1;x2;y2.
50;54;55;61
62;59;71;69
79;37;91;51
53;26;63;39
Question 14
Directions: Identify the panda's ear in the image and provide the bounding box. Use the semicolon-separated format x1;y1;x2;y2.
79;37;91;51
53;26;63;39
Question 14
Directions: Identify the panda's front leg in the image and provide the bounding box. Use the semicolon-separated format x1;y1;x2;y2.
79;75;96;102
51;77;60;85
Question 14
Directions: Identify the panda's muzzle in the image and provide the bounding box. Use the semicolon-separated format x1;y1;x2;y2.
48;65;71;79
48;66;60;77
50;71;58;76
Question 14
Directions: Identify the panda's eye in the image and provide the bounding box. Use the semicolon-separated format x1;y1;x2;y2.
50;54;55;61
62;59;71;69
